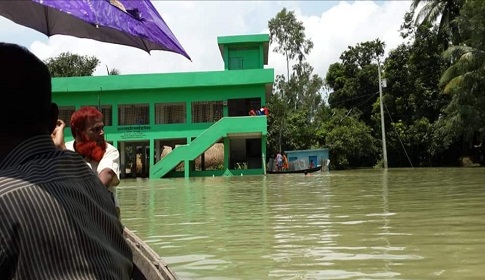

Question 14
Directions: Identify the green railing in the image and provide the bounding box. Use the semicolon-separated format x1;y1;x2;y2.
150;116;266;178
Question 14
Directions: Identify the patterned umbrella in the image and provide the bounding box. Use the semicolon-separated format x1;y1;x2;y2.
0;0;191;60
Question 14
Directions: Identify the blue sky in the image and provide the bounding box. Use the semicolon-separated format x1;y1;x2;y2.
0;1;412;79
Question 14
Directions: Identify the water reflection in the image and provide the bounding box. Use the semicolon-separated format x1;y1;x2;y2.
118;168;485;279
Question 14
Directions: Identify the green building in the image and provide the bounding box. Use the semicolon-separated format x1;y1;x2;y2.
52;34;274;179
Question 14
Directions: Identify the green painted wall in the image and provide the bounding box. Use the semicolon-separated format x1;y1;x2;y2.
228;47;261;70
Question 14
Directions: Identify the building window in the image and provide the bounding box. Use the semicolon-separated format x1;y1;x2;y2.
155;102;186;124
118;104;149;125
58;106;76;127
192;101;223;123
81;105;113;126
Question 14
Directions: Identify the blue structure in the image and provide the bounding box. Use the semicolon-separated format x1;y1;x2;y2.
285;149;330;171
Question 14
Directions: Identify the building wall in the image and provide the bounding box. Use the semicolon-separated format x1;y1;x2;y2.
285;149;330;171
228;47;261;70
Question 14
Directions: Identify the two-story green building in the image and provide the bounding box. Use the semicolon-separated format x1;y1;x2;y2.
52;34;274;179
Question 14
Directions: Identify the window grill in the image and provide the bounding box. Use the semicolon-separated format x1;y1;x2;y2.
118;104;149;125
155;102;186;124
58;106;75;127
191;101;223;123
81;105;113;126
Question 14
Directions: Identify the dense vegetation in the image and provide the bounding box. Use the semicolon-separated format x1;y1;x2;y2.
267;0;485;170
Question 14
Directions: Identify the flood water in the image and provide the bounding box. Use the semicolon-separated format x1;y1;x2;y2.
118;168;485;279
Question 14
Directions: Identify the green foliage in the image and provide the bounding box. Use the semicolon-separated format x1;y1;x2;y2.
267;75;289;153
385;118;434;167
288;62;324;111
44;52;100;77
267;9;322;154
267;62;324;153
436;0;485;155
326;39;385;125
284;108;315;150
316;109;378;169
410;0;464;46
382;21;451;166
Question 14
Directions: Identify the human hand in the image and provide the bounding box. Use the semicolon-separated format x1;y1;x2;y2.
51;119;66;149
56;119;66;130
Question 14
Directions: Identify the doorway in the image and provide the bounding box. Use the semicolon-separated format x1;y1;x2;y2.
309;155;317;168
120;141;149;178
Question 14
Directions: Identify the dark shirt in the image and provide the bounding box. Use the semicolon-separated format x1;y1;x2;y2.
0;135;132;279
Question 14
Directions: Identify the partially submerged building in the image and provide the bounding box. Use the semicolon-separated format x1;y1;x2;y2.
52;34;273;179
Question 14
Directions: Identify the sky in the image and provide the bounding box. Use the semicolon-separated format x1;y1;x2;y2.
0;1;413;81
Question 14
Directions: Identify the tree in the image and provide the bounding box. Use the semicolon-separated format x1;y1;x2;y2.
326;39;385;125
267;75;289;154
316;108;378;169
436;0;485;162
285;62;324;113
383;18;451;167
410;0;465;46
282;62;324;150
268;8;313;79
441;0;485;95
267;8;318;153
44;52;100;77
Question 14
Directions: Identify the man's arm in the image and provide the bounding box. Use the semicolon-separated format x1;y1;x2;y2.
98;168;117;187
97;146;120;187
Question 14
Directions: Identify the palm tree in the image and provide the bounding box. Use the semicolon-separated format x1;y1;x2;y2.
440;46;485;94
440;0;485;98
437;0;485;156
437;45;485;151
410;0;465;46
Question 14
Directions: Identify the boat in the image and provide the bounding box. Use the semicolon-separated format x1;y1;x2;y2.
267;165;322;174
123;227;179;280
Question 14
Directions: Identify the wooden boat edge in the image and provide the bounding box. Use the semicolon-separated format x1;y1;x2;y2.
267;165;322;174
124;227;179;280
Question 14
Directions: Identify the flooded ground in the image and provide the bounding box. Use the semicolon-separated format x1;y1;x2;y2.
118;168;485;279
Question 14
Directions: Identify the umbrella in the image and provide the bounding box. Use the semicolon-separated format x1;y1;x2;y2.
0;0;191;60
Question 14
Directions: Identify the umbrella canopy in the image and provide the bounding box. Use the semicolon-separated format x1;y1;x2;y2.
0;0;191;60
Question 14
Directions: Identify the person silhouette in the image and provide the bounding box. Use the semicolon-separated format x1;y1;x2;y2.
0;42;132;279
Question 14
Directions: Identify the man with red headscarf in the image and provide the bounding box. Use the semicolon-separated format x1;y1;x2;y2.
53;106;121;217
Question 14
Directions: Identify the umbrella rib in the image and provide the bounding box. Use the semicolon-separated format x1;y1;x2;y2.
44;5;51;36
141;39;150;55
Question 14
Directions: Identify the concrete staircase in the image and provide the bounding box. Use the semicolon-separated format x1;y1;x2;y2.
150;116;266;178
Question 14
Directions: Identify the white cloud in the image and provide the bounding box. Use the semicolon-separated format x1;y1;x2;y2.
1;1;412;79
294;1;411;81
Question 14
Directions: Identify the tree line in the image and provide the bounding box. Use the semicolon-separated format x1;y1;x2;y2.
266;0;484;170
